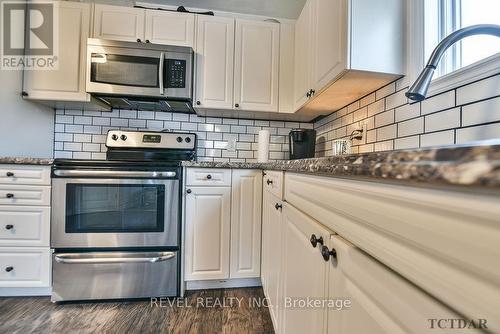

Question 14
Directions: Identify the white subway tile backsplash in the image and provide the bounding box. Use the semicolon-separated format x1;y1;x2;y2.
375;109;394;127
421;91;455;115
64;142;82;151
375;83;396;100
456;75;500;106
376;124;397;141
425;107;460;132
420;130;454;147
395;136;419;150
120;110;137;119
456;123;500;144
374;140;394;152
359;93;376;107
395;103;420;122
385;90;407;110
367;99;385;117
462;96;500;126
74;116;92;125
398;117;424;137
111;118;129;127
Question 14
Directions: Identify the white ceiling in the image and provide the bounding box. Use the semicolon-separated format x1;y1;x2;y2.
139;0;307;19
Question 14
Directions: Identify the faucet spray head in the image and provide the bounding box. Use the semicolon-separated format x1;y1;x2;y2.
405;66;435;102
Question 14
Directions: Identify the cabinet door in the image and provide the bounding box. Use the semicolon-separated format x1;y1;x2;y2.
234;19;280;112
93;4;145;42
184;187;231;280
262;191;284;333
194;15;235;109
327;235;462;334
23;2;90;101
312;0;347;91
281;202;331;334
145;10;194;46
293;0;313;111
230;170;263;278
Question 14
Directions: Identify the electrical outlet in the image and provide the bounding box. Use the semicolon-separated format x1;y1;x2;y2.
227;138;237;152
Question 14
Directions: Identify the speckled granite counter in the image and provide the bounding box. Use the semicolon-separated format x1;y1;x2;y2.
183;140;500;189
0;157;54;165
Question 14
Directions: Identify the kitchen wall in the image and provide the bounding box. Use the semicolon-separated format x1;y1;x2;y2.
53;110;313;161
0;70;54;158
314;73;500;156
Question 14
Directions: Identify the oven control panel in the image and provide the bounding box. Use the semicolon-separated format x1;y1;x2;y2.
106;130;196;150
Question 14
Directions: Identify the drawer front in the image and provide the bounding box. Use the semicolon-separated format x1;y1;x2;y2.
0;206;50;247
263;170;283;199
285;173;500;332
0;165;51;186
186;168;231;186
0;185;51;206
0;247;51;287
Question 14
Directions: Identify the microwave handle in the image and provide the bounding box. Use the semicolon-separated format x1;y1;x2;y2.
159;52;165;95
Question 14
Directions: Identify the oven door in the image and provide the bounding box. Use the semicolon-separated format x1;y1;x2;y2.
51;174;179;249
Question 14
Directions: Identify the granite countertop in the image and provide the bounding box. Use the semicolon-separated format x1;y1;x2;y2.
0;157;54;165
183;140;500;189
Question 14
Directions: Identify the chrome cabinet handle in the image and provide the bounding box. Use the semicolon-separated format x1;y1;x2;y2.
54;252;176;264
6;172;14;177
159;52;165;95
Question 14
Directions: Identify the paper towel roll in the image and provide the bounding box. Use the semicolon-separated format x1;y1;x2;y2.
257;130;270;162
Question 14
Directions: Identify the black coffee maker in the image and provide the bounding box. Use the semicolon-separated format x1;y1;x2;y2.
288;129;316;159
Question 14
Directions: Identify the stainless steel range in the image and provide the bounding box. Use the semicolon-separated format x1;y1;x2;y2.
51;130;196;302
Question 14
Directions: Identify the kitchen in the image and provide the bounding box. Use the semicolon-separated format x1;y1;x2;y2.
0;0;499;333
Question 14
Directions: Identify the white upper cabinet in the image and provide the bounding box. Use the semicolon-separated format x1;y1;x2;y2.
144;10;194;46
293;0;313;111
93;5;145;42
230;170;262;279
194;15;235;109
311;0;347;91
23;2;90;101
234;19;280;113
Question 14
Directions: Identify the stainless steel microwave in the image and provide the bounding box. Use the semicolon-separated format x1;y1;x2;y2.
86;38;193;105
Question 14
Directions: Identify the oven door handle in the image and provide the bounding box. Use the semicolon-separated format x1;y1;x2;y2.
54;252;176;264
53;170;177;178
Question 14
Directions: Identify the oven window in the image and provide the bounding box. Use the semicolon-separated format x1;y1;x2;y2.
65;184;165;233
90;54;159;88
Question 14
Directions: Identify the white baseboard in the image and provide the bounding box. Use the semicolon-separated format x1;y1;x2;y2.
0;287;52;297
185;277;262;290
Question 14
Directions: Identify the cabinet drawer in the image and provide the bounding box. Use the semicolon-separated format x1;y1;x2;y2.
186;168;231;186
263;170;283;199
0;247;51;288
0;206;50;247
0;165;50;186
285;173;500;332
0;185;51;206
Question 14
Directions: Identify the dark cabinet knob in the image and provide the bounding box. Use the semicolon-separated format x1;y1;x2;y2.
6;172;14;177
6;193;14;198
206;174;212;180
311;89;316;96
235;103;239;108
275;203;282;210
21;91;28;97
310;234;323;248
321;245;337;261
5;266;13;272
266;179;273;185
137;38;142;43
306;91;311;98
186;189;192;194
145;39;150;43
5;225;14;230
196;101;201;105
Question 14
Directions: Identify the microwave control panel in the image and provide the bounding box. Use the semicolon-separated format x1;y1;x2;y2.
165;59;186;88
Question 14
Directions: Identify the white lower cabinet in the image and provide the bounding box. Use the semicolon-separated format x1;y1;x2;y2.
230;170;262;278
261;189;284;332
280;203;331;334
184;186;231;280
0;247;51;288
327;235;461;334
184;168;263;283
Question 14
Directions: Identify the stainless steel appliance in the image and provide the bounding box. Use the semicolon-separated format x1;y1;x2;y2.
86;38;194;112
51;130;196;302
289;129;316;159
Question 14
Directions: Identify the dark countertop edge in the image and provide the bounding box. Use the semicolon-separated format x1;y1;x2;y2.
0;157;54;165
